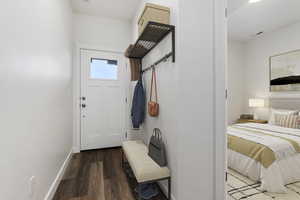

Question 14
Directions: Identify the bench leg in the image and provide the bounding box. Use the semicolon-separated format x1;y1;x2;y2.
138;183;142;200
121;150;124;169
168;178;171;200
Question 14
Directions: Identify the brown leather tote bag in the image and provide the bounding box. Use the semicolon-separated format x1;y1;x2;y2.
148;68;159;117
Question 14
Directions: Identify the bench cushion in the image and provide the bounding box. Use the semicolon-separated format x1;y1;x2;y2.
122;140;170;183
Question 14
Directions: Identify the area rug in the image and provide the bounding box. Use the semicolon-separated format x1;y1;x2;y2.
227;169;300;200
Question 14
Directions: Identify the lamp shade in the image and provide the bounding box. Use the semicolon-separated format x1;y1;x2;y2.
249;99;265;108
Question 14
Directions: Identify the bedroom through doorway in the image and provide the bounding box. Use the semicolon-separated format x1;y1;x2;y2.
226;0;300;199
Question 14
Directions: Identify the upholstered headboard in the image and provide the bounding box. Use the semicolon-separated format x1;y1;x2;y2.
269;98;300;110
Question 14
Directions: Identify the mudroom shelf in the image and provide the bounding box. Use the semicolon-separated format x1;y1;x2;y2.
127;21;175;62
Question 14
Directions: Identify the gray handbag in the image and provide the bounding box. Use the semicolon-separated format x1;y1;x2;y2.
148;128;167;167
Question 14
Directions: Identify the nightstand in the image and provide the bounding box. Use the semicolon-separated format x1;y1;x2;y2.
236;119;268;124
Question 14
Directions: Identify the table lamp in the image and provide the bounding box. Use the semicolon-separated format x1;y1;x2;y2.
249;98;265;119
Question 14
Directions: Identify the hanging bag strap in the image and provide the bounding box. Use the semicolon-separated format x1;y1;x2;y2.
149;67;158;102
154;128;162;140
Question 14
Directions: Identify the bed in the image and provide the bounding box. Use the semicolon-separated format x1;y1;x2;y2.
227;99;300;193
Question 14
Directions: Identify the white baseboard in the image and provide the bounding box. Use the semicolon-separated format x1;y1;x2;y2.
73;146;80;153
158;181;176;200
43;150;73;200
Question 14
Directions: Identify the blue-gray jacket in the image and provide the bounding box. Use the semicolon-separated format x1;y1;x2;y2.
131;79;145;128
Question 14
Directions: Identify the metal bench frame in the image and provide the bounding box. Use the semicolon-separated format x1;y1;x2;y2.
121;150;171;200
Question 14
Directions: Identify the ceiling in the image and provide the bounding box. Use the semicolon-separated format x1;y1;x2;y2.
228;0;300;41
71;0;140;21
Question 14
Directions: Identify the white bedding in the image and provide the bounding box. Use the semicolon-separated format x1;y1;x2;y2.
227;123;300;193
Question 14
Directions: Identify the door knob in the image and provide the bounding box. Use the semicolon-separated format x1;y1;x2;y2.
82;104;86;108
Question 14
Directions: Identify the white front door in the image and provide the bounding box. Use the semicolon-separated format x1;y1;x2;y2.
80;49;125;150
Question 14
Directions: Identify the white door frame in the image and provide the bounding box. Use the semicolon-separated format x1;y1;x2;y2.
73;43;129;153
214;0;227;199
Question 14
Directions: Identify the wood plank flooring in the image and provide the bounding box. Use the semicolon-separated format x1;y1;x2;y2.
53;148;167;200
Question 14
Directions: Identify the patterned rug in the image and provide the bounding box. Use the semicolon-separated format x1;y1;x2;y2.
227;169;300;200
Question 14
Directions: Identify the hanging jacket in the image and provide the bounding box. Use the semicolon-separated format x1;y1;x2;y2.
131;79;145;128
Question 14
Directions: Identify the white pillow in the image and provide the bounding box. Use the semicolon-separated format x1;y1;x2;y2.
269;108;299;125
274;114;300;129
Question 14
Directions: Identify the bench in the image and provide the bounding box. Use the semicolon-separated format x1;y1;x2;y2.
122;140;171;200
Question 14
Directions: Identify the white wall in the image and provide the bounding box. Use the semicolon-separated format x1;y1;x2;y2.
244;22;300;119
131;0;179;199
73;13;132;52
227;40;246;124
177;0;226;199
0;0;73;200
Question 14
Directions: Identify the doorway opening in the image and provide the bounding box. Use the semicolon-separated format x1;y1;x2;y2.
226;0;300;199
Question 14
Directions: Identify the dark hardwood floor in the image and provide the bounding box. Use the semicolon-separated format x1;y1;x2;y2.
53;148;167;200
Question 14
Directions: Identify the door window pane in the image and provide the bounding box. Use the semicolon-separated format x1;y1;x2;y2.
90;58;118;80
